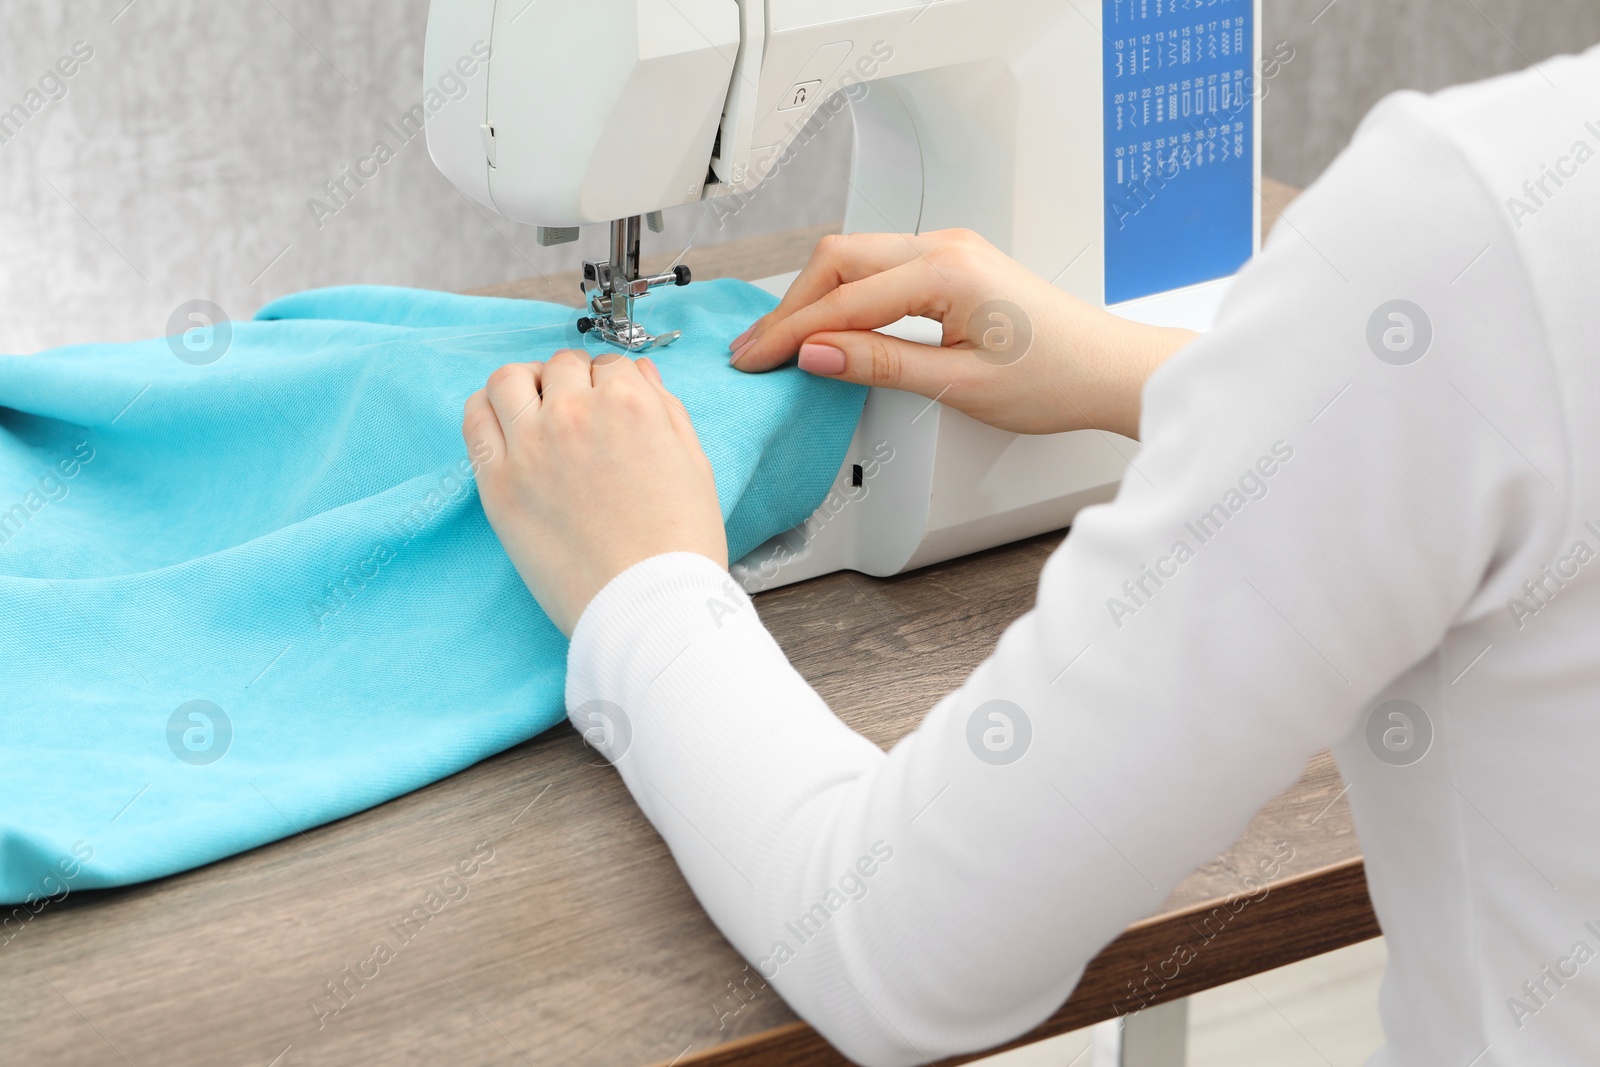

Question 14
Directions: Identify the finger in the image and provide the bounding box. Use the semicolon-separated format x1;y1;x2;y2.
462;387;507;463
635;355;664;388
729;232;936;358
484;361;540;429
540;348;595;398
634;355;681;415
733;257;948;373
589;351;638;388
793;329;979;402
635;356;696;440
591;352;684;433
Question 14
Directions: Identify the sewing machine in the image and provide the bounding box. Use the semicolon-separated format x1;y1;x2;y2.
424;0;1261;591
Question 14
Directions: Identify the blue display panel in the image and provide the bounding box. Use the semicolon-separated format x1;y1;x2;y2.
1103;0;1255;304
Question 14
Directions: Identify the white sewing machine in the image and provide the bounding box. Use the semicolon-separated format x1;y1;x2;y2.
424;0;1262;592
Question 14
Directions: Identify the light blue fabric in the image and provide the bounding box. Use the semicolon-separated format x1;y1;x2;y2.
0;281;864;905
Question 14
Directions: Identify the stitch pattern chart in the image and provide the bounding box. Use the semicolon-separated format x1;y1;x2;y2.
1103;0;1256;303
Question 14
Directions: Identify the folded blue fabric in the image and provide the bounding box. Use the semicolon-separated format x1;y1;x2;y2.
0;281;864;905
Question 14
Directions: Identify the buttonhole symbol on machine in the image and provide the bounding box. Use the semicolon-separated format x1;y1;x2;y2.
1365;699;1433;767
166;700;233;766
968;300;1033;368
966;699;1032;766
572;699;632;764
167;300;232;366
1366;300;1433;366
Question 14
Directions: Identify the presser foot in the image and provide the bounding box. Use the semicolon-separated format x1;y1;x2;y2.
578;317;682;352
577;216;693;354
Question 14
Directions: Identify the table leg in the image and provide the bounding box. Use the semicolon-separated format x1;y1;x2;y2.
1090;998;1188;1066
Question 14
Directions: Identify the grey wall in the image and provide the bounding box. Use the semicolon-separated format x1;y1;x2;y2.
1261;0;1600;186
2;1;1596;354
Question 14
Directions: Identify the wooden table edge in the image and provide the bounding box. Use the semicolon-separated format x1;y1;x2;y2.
661;858;1379;1067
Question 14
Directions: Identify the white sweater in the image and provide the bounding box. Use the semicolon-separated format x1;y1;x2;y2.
566;47;1600;1067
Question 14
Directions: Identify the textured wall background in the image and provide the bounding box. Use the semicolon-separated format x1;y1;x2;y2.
1261;0;1600;186
2;1;1597;353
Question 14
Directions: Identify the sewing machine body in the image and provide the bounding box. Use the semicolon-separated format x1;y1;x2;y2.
424;0;1262;590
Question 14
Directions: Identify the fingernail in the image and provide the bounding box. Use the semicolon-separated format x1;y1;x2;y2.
729;337;756;366
728;326;755;352
797;343;846;375
800;343;851;377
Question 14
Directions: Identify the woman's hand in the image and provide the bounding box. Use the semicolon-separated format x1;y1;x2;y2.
462;350;727;637
728;229;1195;439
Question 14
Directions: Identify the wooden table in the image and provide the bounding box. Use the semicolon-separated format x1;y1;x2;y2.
4;180;1377;1067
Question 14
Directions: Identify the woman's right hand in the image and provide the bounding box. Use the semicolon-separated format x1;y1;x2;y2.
727;229;1195;440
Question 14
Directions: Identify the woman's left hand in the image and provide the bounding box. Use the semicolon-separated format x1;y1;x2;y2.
462;349;728;637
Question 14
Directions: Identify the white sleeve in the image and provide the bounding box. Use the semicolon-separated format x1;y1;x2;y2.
563;93;1568;1066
